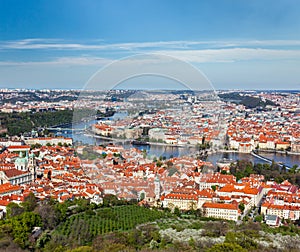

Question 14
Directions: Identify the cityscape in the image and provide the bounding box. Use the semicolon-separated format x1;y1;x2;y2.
0;1;300;252
0;88;299;251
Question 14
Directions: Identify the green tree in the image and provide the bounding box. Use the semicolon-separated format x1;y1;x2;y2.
36;231;51;249
206;242;247;252
10;212;42;248
140;192;145;201
67;246;93;252
102;194;120;207
36;201;59;229
239;202;245;213
127;229;143;250
156;160;163;167
244;164;254;177
289;165;299;174
54;201;68;222
6;202;24;218
203;221;228;237
21;192;37;212
211;185;217;191
166;160;173;168
173;207;181;217
225;231;258;250
254;215;263;223
142;149;147;159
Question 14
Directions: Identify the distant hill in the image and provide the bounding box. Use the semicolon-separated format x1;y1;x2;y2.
218;93;278;108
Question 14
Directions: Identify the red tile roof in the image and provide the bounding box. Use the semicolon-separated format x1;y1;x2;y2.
3;169;28;178
0;183;21;194
202;202;238;210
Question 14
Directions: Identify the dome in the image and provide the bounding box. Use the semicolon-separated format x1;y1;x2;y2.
15;152;28;166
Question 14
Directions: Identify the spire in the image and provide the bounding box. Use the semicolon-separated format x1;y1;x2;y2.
155;173;160;183
154;173;161;199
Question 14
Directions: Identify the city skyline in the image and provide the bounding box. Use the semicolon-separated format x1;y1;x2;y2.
0;1;300;90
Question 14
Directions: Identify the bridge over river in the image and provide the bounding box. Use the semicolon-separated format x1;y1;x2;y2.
251;151;292;169
45;126;86;133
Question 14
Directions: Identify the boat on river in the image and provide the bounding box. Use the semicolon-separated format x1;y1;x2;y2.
216;158;236;168
131;140;150;146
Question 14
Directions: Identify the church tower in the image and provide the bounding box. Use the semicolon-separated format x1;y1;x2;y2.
28;152;36;181
154;173;161;199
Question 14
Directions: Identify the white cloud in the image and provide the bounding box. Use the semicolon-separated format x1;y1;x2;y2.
0;39;201;50
2;39;300;51
0;56;111;66
156;48;300;63
1;48;300;67
1;41;300;68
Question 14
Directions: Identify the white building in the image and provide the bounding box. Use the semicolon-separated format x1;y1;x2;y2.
162;193;198;210
202;202;240;221
25;137;72;146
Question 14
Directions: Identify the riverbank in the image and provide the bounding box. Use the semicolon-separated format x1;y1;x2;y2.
221;148;300;156
84;132;300;164
38;107;299;169
256;149;300;156
218;150;240;153
54;121;300;167
86;132;200;148
85;132;129;142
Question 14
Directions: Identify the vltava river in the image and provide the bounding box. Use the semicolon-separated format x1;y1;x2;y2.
56;116;300;167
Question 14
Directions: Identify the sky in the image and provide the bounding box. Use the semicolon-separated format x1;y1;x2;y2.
0;0;300;90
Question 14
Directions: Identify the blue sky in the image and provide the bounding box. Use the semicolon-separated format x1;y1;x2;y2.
0;0;300;90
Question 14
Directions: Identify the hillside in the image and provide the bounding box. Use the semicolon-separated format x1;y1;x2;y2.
1;194;300;252
218;93;278;108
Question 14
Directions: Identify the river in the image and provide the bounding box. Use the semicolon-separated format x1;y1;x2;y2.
54;114;300;167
